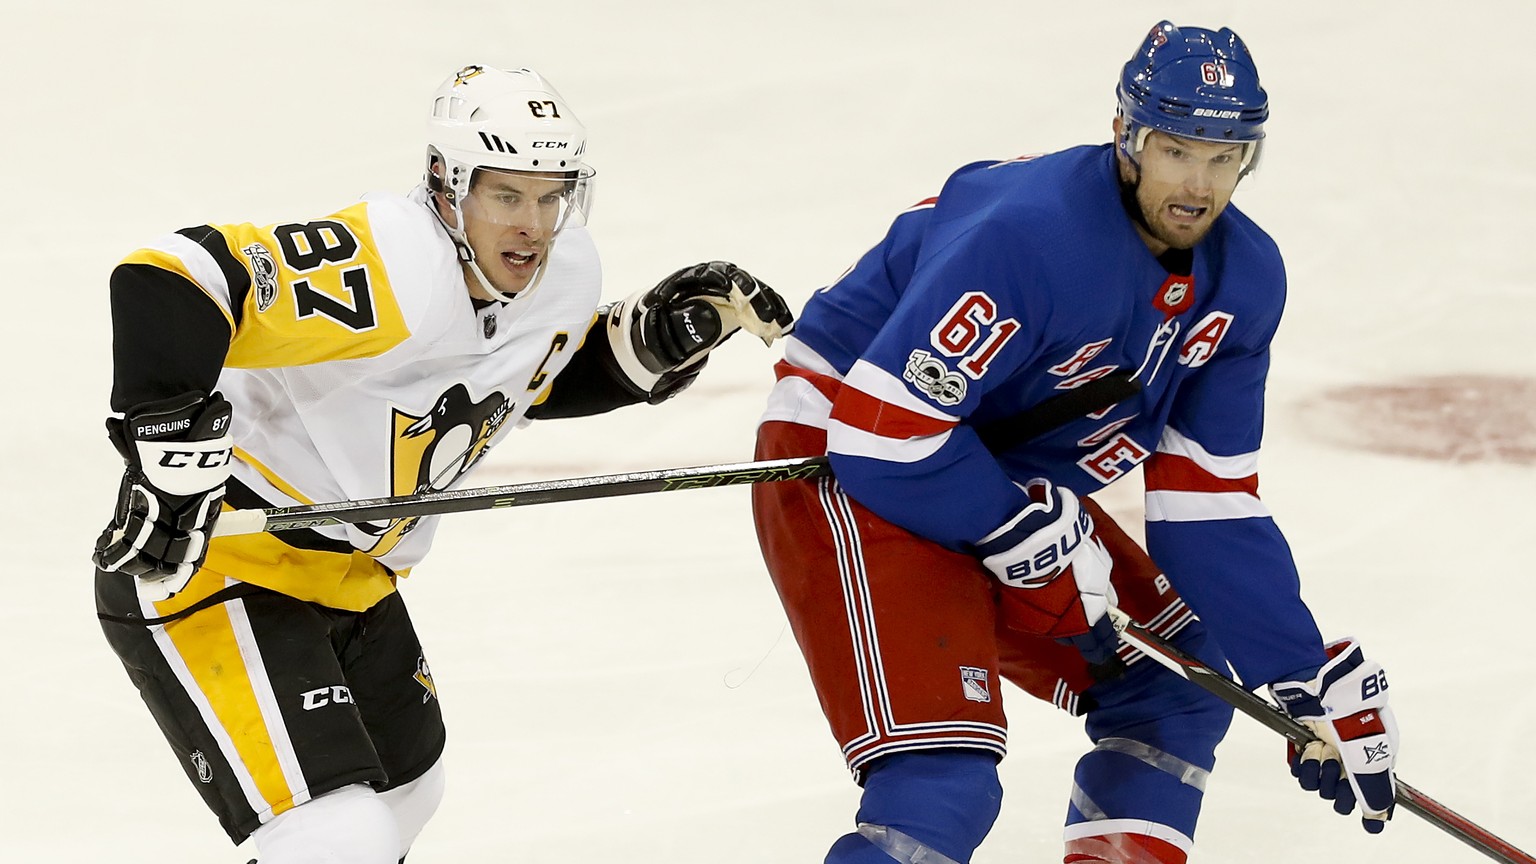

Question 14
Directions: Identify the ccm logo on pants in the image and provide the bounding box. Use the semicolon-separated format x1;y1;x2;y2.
301;685;354;711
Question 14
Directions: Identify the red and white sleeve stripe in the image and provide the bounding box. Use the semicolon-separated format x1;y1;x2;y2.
827;360;959;464
1144;426;1270;522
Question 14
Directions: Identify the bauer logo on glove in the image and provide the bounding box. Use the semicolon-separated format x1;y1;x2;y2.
974;478;1117;647
978;478;1093;589
999;507;1092;587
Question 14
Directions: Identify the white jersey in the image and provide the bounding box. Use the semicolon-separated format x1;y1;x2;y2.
120;185;601;610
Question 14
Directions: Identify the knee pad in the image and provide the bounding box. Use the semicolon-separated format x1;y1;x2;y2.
1071;632;1233;840
377;757;445;857
1086;626;1234;765
851;750;1002;864
252;784;400;864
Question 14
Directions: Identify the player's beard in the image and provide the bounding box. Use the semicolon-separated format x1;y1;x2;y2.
1118;175;1218;251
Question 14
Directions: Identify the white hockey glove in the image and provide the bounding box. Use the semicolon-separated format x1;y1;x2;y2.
1270;638;1399;833
976;479;1121;677
605;261;794;402
92;392;233;601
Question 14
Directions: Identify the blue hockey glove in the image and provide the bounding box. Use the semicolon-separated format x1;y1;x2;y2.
978;479;1122;678
1270;638;1399;833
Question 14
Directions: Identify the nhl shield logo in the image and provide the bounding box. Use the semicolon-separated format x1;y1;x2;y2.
1153;273;1195;318
959;666;991;703
189;749;213;783
483;313;498;339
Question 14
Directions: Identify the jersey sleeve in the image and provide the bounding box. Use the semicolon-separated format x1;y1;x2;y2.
1142;293;1328;687
108;227;240;411
522;309;656;418
109;201;424;411
825;214;1040;551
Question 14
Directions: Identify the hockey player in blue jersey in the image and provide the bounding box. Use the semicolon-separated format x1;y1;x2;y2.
752;21;1400;864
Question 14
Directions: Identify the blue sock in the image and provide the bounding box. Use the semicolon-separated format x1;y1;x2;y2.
827;750;1002;864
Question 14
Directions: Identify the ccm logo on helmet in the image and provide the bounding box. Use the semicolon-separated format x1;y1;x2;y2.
531;141;568;149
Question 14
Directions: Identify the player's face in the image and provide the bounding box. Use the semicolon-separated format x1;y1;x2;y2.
1129;131;1245;252
459;170;573;298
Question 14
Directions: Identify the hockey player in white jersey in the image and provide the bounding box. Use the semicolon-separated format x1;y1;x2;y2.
91;64;793;864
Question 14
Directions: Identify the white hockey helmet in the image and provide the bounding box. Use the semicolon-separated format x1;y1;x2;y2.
425;65;596;299
427;63;595;216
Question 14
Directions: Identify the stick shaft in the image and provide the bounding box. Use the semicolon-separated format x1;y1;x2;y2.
214;456;832;536
211;363;1141;536
1109;608;1534;864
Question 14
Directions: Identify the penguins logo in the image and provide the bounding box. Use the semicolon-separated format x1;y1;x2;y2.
362;384;511;555
414;656;438;704
454;65;486;86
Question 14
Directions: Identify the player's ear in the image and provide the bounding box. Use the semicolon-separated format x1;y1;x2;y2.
426;155;458;228
1111;117;1135;177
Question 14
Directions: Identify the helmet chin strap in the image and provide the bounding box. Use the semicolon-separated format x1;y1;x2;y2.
1116;170;1162;245
465;255;552;305
1115;128;1156;238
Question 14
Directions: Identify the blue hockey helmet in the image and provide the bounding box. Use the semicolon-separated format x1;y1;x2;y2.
1116;21;1267;174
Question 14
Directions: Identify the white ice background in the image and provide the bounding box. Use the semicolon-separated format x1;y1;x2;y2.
2;2;1534;861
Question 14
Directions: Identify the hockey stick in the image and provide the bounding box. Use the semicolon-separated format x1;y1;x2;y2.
213;370;1142;536
1108;607;1536;864
213;456;833;536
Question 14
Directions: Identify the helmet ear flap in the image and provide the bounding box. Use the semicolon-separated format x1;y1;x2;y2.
425;149;447;195
1115;117;1151;167
1237;140;1264;178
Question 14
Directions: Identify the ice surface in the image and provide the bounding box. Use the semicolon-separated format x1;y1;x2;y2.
3;2;1533;861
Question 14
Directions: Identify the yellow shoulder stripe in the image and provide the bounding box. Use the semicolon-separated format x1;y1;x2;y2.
218;203;413;369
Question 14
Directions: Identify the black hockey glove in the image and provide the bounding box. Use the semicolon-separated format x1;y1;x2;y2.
605;261;794;401
92;392;234;600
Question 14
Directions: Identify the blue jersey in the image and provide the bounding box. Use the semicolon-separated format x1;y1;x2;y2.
783;144;1325;686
